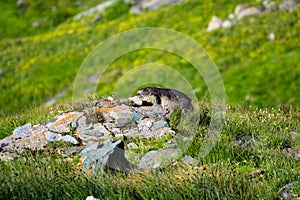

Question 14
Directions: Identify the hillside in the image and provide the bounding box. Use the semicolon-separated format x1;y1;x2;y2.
0;0;299;199
0;0;299;117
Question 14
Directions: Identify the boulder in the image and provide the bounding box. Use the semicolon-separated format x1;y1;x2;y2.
236;6;263;20
80;140;135;174
279;0;298;10
139;148;180;170
207;16;223;31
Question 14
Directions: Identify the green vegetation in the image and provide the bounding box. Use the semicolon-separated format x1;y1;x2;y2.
0;103;299;199
0;0;299;117
0;0;299;199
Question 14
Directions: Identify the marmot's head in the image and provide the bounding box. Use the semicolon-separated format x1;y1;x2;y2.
137;87;160;105
137;87;159;97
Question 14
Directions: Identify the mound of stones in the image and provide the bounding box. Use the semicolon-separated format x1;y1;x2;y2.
0;95;194;173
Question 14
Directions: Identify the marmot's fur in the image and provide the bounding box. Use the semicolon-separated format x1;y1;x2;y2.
135;86;193;113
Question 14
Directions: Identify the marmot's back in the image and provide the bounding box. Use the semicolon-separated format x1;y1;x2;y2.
137;87;193;112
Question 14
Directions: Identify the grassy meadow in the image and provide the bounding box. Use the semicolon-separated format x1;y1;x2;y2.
0;0;299;199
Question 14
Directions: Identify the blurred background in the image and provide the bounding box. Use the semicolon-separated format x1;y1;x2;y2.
0;0;299;117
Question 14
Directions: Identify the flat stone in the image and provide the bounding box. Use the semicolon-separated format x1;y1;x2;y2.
13;123;32;139
44;131;62;142
61;135;79;144
139;148;180;170
151;120;168;131
46;112;84;133
76;123;110;143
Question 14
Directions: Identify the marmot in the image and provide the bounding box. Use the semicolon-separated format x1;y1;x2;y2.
132;86;193;113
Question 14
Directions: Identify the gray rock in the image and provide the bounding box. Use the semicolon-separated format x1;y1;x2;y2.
13;123;32;139
45;131;62;142
32;21;42;28
127;142;138;149
130;0;184;14
61;135;79;144
207;16;223;31
73;0;116;20
236;6;263;20
138;118;153;132
139;148;180;170
151;120;168;131
80;140;135;173
134;105;166;120
76;121;110;143
182;155;200;165
222;20;233;28
0;136;13;147
140;0;184;11
278;181;300;200
279;0;298;10
234;4;249;16
235;135;256;148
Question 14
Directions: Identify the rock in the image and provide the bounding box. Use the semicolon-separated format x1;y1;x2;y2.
235;135;256;148
268;32;276;40
46;112;84;133
282;148;300;161
0;136;12;148
32;21;42;28
134;105;166;120
278;181;300;200
236;6;263;20
279;0;298;10
80;140;135;174
222;20;233;28
13;123;32;139
61;135;79;144
234;4;249;15
76;123;110;143
290;132;300;137
129;6;142;15
207;16;223;31
44;131;62;142
73;0;116;20
16;0;30;10
71;121;79;129
139;148;180;170
132;0;184;13
127;142;138;149
182;155;200;165
86;196;100;200
138;118;153;132
151;120;168;130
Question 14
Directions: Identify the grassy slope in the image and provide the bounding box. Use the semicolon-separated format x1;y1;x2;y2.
0;0;299;117
0;103;299;199
0;1;299;199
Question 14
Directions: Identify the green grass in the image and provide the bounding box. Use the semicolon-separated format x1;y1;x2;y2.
0;0;299;198
0;103;299;199
0;0;299;117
